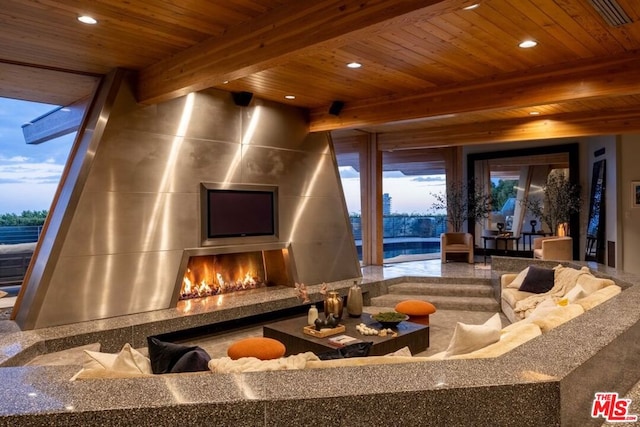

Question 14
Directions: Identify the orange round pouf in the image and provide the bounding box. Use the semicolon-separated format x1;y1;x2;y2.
227;337;286;360
395;300;437;325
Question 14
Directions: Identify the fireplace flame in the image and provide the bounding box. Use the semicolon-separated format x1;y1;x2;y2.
179;252;267;300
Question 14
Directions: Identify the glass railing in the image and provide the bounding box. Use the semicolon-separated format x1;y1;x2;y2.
349;214;447;260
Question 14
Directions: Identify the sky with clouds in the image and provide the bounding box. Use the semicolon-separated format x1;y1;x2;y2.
339;166;446;215
0;97;74;214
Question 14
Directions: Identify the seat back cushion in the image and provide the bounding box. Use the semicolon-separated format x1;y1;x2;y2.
531;304;584;333
574;285;622;311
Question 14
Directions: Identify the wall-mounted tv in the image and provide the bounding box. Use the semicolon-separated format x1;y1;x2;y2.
201;184;278;240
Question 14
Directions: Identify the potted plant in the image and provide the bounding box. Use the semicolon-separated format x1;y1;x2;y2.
522;171;582;236
432;180;493;232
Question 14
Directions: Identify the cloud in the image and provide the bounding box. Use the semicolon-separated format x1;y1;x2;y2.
0;160;65;184
338;166;359;179
382;171;406;178
412;176;445;183
0;155;29;162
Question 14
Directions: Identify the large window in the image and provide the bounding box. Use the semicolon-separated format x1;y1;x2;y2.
0;97;76;287
381;151;446;263
336;155;362;261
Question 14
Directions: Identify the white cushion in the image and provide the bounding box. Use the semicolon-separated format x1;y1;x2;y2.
525;298;557;321
0;290;7;299
502;288;536;307
444;313;502;357
448;323;542;360
506;267;530;289
531;304;584;333
71;343;152;380
575;285;622;311
575;275;615;294
563;284;587;304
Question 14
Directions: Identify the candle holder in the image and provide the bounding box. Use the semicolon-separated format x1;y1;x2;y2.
496;222;504;233
530;220;537;233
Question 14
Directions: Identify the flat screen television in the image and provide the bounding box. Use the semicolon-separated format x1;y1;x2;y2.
204;186;277;239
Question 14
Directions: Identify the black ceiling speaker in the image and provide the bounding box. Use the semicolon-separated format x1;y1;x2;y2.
232;91;253;106
329;100;345;116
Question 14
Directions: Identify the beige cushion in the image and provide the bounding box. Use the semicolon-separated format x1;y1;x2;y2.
525;299;558;321
561;284;587;304
575;285;622;311
449;323;542;359
444;313;502;357
502;288;536;307
531;304;584;333
71;343;153;380
0;290;7;299
575;275;615;294
506;267;530;289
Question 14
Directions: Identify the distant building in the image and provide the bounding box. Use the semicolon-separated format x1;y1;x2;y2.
382;193;392;215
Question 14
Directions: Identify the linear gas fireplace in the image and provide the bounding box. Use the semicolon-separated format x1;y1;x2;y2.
171;243;295;306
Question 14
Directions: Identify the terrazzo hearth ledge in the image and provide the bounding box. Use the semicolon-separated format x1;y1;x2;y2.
0;258;638;426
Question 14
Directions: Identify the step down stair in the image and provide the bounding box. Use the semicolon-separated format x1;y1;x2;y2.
370;279;499;312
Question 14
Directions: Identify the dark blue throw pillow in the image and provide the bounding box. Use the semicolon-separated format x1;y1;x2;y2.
147;336;211;374
518;265;555;294
169;347;211;373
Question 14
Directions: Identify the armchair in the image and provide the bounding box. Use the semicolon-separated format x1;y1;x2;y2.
532;236;573;260
441;232;474;264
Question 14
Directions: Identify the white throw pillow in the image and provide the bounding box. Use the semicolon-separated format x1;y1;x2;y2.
444;313;502;357
563;284;587;304
71;343;152;380
0;290;7;298
507;267;530;289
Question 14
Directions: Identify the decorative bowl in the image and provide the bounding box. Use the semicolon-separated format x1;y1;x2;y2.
371;312;409;328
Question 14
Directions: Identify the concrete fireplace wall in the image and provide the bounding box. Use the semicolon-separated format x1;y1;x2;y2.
13;70;360;329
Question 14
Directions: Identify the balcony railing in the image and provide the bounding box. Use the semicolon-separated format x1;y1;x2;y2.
349;215;446;260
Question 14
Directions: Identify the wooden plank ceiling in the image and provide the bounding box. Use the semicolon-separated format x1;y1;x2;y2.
2;0;640;148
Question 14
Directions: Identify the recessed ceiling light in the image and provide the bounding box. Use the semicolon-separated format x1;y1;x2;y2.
347;62;362;69
463;4;479;10
223;80;229;84
77;15;98;25
284;95;296;100
529;111;541;115
519;40;537;48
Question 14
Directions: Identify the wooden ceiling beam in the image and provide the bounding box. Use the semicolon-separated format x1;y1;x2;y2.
137;0;473;104
375;107;640;150
310;52;640;132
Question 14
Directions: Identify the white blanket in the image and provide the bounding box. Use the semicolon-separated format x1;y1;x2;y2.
514;265;592;318
208;352;320;373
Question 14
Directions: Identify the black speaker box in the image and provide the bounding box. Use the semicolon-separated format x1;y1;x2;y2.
329;101;344;116
232;91;253;106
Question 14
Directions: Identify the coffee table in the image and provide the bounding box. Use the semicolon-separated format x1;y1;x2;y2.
263;314;429;356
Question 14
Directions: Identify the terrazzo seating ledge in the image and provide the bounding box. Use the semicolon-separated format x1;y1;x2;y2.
0;257;639;426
